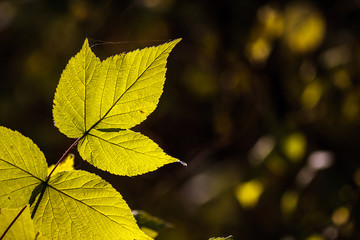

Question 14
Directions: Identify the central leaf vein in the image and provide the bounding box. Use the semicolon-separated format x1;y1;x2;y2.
87;43;174;133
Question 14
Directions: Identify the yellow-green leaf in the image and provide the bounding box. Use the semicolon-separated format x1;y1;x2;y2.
86;39;181;131
78;129;178;176
53;39;101;138
32;170;151;240
47;153;75;175
0;206;36;240
53;39;182;176
0;128;151;239
0;127;47;208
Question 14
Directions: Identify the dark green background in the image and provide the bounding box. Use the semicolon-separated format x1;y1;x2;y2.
1;0;360;239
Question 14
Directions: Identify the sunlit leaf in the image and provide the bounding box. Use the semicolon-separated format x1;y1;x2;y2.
0;127;47;208
78;129;178;176
0;206;36;240
53;39;101;138
32;170;151;240
85;39;181;131
53;39;181;176
0;128;151;239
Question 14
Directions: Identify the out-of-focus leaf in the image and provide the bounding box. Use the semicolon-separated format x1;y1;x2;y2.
133;210;172;232
209;236;233;240
47;153;75;175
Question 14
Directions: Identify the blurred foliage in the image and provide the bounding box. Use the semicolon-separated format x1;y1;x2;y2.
47;153;74;175
1;0;360;239
133;210;173;238
209;236;233;240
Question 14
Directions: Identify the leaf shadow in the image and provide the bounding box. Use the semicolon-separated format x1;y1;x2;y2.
29;182;47;218
96;128;125;133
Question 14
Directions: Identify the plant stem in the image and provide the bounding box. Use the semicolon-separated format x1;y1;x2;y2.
46;137;82;181
0;206;27;240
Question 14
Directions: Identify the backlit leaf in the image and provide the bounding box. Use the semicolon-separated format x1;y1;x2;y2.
32;170;151;240
0;128;151;239
0;206;36;240
78;129;177;176
53;39;181;175
0;127;47;208
85;39;181;131
53;40;101;138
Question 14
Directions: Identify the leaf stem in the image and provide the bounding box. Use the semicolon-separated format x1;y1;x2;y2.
46;137;82;181
0;206;27;240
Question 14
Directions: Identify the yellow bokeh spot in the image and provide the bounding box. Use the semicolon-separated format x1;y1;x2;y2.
284;4;325;54
258;5;284;39
301;81;323;109
245;37;272;64
332;207;350;226
235;180;264;209
282;132;307;162
306;234;324;240
281;191;299;214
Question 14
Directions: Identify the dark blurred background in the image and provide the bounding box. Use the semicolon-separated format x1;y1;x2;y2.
1;0;360;239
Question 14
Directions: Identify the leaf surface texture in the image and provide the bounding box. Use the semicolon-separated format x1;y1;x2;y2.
78;129;177;176
53;39;181;175
0;127;47;208
0;127;151;239
0;207;36;240
32;170;151;240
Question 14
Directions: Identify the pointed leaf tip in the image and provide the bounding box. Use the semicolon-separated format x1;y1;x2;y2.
78;130;179;176
53;38;181;176
178;160;187;166
83;38;90;47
